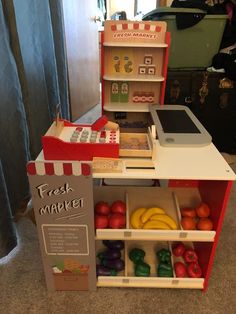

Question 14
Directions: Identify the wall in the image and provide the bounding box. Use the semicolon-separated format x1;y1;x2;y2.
106;0;173;20
107;0;135;19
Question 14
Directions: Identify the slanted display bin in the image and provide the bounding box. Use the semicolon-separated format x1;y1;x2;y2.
143;7;228;69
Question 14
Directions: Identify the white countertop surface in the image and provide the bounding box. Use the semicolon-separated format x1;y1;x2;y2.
37;141;236;181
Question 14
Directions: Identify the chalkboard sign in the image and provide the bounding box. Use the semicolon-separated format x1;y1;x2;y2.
27;161;96;291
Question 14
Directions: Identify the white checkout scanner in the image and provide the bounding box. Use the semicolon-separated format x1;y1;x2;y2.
149;104;212;147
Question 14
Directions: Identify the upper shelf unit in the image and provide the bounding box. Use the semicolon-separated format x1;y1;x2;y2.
101;21;170;110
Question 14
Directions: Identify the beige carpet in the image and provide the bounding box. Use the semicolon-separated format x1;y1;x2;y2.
0;163;236;314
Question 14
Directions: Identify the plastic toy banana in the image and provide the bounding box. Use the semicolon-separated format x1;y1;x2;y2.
142;220;171;230
130;207;146;229
150;214;177;230
141;207;165;224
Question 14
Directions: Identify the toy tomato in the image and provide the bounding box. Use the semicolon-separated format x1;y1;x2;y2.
196;202;210;218
181;217;196;230
187;262;202;278
197;218;213;231
180;207;196;218
174;262;187;278
183;249;198;263
172;242;186;257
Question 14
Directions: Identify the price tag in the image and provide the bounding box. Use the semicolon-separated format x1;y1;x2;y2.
172;280;179;285
124;231;132;237
179;232;188;238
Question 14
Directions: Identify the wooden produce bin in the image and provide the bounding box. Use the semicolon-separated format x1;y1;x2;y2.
53;273;89;291
94;186;216;242
97;240;204;289
94;186;127;240
126;241;204;289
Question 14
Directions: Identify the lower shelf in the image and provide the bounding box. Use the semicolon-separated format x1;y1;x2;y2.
96;240;206;289
97;276;204;289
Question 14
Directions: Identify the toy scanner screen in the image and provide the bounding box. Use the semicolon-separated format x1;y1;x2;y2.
156;110;201;134
150;104;212;147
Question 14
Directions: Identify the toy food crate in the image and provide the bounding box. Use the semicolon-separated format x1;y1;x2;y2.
143;8;228;69
93;186;216;242
53;273;89;291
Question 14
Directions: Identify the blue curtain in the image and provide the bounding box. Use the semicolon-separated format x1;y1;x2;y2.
0;0;69;258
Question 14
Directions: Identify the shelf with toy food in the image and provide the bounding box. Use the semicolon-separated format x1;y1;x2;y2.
170;241;207;283
93;186;216;242
103;80;162;112
97;241;204;289
101;20;170;113
103;68;165;111
128;187;216;242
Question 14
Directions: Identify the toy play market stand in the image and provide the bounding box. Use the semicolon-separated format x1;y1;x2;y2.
27;20;235;292
27;124;236;292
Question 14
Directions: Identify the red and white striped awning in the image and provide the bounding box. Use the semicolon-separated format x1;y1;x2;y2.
111;23;162;33
27;161;91;176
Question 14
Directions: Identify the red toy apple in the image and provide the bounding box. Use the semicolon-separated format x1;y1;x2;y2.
108;213;126;229
95;214;109;229
110;200;126;215
95;201;110;215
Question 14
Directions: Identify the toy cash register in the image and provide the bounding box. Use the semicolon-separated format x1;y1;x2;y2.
42;116;120;161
